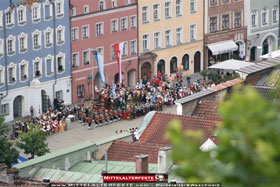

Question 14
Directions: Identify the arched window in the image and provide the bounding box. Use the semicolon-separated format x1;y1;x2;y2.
170;57;177;74
157;60;165;74
99;0;106;11
182;54;189;71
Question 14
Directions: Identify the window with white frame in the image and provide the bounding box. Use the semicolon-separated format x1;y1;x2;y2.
262;9;268;26
234;11;241;28
72;53;79;67
165;1;171;19
222;14;230;30
33;58;42;78
44;2;52;19
190;0;197;13
210;0;217;6
111;19;118;32
18;33;28;52
121;17;128;30
154;32;161;49
0;11;3;28
20;61;28;81
176;28;182;44
210;16;217;32
56;0;64;16
8;65;16;83
57;52;65;73
0;39;3;56
71;27;78;41
82;25;89;39
190;24;197;41
45;27;53;47
0;104;9;116
32;30;42;50
222;0;229;3
17;5;26;24
142;34;150;51
111;45;116;59
83;51;90;65
71;8;76;16
77;85;84;97
125;0;131;5
7;35;16;55
57;25;65;44
176;0;182;16
45;55;54;76
112;0;117;8
5;9;15;26
273;6;278;23
56;90;63;100
122;42;128;56
153;4;160;21
83;5;89;13
130;40;137;54
32;3;41;22
99;0;106;11
97;47;104;57
251;11;258;28
0;68;4;85
130;16;136;28
165;30;172;47
96;23;104;36
142;6;149;23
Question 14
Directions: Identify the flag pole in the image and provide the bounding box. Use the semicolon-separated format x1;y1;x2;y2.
89;49;94;100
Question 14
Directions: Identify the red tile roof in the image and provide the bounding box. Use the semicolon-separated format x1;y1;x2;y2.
138;113;216;145
105;141;162;163
209;78;244;92
192;100;222;121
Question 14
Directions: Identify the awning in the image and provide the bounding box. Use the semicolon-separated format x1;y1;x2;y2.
208;59;252;71
208;40;238;55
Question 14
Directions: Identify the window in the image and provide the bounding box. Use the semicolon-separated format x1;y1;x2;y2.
34;61;40;77
122;42;128;56
6;9;15;26
8;66;15;83
72;53;79;67
56;90;63;100
0;104;9;116
71;8;76;16
32;30;42;50
83;51;90;65
45;55;53;76
111;19;118;32
190;0;197;13
0;39;3;56
112;0;117;8
121;17;128;30
222;0;229;3
77;85;84;97
130;16;136;28
165;30;171;47
7;35;15;55
18;33;27;52
125;0;131;5
130;40;137;54
273;7;279;23
57;29;62;44
17;5;26;24
32;3;41;21
96;23;104;36
153;4;160;21
234;12;241;28
82;25;89;39
165;1;171;19
99;0;106;11
84;5;89;13
57;53;65;72
111;45;116;59
97;47;104;57
142;6;149;23
44;2;52;19
190;24;197;41
222;14;229;30
142;34;150;51
251;11;257;28
154;32;161;49
45;31;51;46
20;63;27;81
210;16;217;32
56;0;64;16
176;28;182;44
210;0;217;6
176;0;182;16
182;54;189;70
262;9;268;26
170;57;177;74
0;68;4;85
71;28;78;41
0;11;3;28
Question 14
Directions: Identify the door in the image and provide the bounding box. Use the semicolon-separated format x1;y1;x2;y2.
141;62;151;81
41;90;49;113
13;96;23;118
250;47;257;62
194;51;201;73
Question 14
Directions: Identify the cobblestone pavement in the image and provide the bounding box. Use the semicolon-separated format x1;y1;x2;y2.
15;105;177;158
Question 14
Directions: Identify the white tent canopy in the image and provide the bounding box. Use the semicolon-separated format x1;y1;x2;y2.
260;50;280;59
208;40;238;55
200;138;217;152
208;59;252;71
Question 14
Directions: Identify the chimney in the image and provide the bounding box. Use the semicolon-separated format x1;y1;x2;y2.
158;147;173;174
135;154;148;173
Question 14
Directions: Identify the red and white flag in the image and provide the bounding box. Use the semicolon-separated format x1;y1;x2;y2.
114;42;124;84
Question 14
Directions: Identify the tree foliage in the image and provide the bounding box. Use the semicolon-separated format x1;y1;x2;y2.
16;124;50;159
167;87;280;187
0;116;19;168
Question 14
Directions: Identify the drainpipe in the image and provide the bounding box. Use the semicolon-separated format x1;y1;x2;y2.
69;1;73;104
50;0;57;103
203;0;206;70
279;0;280;47
136;0;140;83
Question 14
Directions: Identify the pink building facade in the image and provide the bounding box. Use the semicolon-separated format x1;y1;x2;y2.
70;0;138;103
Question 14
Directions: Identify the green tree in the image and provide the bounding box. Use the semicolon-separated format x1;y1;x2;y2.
16;124;50;159
0;116;19;168
167;87;280;187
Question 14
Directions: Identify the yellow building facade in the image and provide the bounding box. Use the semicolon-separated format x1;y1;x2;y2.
138;0;204;81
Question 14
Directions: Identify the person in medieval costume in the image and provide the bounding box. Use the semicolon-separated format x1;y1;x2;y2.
109;110;114;124
113;109;118;122
99;112;104;126
88;116;93;130
104;110;109;125
94;112;99;127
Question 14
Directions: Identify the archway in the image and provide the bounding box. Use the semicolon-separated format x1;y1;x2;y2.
182;54;189;70
157;60;165;75
250;46;257;62
170;57;177;74
127;69;136;87
41;90;49;113
13;96;24;118
262;39;269;55
194;51;201;73
141;62;151;81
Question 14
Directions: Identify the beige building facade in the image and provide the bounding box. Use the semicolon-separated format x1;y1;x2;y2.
138;0;204;81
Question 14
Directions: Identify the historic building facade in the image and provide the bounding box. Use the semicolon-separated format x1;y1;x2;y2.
245;0;279;62
204;0;247;67
70;0;138;103
0;0;72;122
138;0;204;81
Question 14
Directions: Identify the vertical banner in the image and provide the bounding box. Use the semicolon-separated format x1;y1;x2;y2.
114;42;124;84
92;50;105;83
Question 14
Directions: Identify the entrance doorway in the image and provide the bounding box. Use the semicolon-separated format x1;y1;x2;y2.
41;90;49;113
262;39;269;55
127;70;136;87
194;51;201;73
141;62;151;81
13;96;23;118
250;47;257;62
